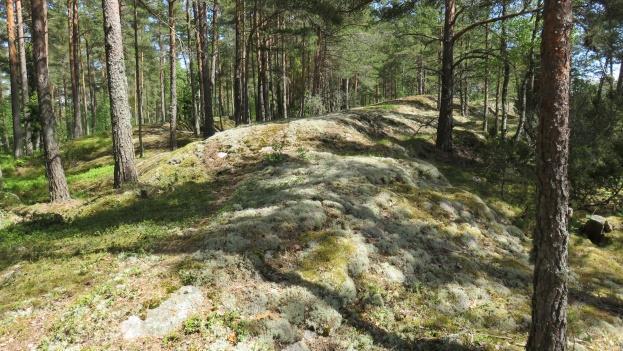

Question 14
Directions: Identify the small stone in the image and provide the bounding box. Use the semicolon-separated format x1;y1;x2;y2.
582;215;611;244
217;152;228;159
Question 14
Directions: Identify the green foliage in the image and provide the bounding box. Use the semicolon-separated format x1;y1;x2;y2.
183;315;203;335
570;84;623;209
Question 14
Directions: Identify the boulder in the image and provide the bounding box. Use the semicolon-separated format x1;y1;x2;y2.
582;215;612;244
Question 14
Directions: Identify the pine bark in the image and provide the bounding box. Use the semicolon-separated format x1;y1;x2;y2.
169;0;178;150
6;0;23;158
254;0;265;122
85;38;98;132
483;23;489;132
102;0;139;188
202;0;218;137
279;16;287;119
500;0;510;139
31;0;71;202
526;0;572;349
158;24;166;123
435;0;455;152
133;0;144;157
234;0;243;126
68;0;83;138
194;0;206;121
185;0;199;136
16;0;32;154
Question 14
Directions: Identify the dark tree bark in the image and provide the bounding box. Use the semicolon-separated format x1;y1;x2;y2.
435;0;455;152
16;0;32;154
185;0;199;136
68;0;83;138
102;0;139;188
85;38;98;132
202;0;218;137
493;67;501;137
193;0;205;122
500;0;510;139
169;0;178;150
158;24;166;123
6;0;23;158
133;0;144;157
31;0;71;202
526;0;573;349
234;0;243;126
254;0;265;122
483;23;489;132
280;18;288;119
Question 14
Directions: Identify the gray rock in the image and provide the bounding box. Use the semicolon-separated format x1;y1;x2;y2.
120;286;205;340
582;215;611;243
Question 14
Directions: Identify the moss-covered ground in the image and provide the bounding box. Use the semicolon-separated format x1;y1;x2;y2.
0;99;621;351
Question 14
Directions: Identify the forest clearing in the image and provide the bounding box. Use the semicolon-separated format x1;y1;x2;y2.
0;0;622;350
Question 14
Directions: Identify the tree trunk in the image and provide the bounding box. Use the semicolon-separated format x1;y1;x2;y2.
493;67;501;137
86;38;98;133
193;0;205;123
31;0;71;202
500;0;510;139
158;24;166;123
435;0;455;152
68;0;83;138
133;0;144;157
80;46;89;135
6;0;23;158
616;56;622;95
183;0;198;136
234;0;243;126
169;0;178;150
102;0;139;188
203;0;218;137
483;24;489;132
526;0;572;349
16;0;32;154
241;3;250;124
279;16;287;119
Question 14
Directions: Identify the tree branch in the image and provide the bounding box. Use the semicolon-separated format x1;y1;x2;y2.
452;6;542;43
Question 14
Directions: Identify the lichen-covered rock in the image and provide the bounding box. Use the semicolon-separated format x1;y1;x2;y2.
582;215;612;243
120;286;205;340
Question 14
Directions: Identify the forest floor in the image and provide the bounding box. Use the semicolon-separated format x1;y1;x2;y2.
0;96;622;351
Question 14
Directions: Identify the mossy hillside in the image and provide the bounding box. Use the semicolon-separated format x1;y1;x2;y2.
1;99;622;350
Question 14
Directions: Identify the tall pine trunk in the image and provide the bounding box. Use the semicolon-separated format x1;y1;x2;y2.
6;0;23;158
435;0;455;152
102;0;139;188
31;0;71;201
85;38;98;132
527;0;572;349
483;23;489;132
500;0;510;139
203;0;218;137
158;24;166;123
133;0;144;157
68;0;83;138
169;0;178;150
234;0;243;126
16;0;32;154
